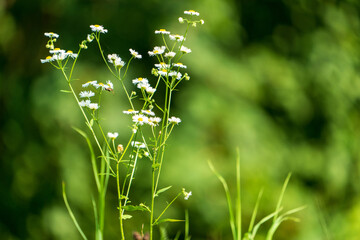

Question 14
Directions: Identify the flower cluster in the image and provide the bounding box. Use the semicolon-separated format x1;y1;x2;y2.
40;32;78;63
78;80;114;110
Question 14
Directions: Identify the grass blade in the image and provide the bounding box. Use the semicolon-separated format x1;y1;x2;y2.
62;182;88;240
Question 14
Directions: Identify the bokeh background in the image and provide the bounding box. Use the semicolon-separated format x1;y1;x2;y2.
1;0;360;239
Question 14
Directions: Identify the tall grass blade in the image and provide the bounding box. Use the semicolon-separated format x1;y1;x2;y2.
62;182;88;240
273;173;291;223
248;188;264;233
235;148;241;240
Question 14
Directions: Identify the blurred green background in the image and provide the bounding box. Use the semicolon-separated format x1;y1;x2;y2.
1;0;360;239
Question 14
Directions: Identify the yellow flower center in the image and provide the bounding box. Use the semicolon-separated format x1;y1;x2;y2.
46;56;52;60
138;118;143;121
54;48;60;51
138;78;143;81
188;10;195;13
160;29;166;31
94;25;100;27
67;50;73;54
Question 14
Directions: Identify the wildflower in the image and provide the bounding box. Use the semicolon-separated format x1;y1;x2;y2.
155;29;170;35
123;109;139;115
141;109;155;116
107;132;119;140
180;46;191;54
158;69;168;77
155;62;170;69
164;52;176;58
173;62;187;69
66;50;78;59
145;86;156;94
184;10;200;16
178;17;184;23
169;34;185;42
182;188;192;200
132;77;149;85
168;116;181;125
88;103;99;110
144;152;149;157
148;46;166;56
94;82;111;91
79;99;91;107
129;48;142;59
90;24;108;33
200;19;205;25
169;71;182;80
44;32;59;38
117;144;124;153
49;48;65;54
132;114;149;125
82;80;97;88
131;141;146;149
79;91;95;98
149;117;161;126
106;80;114;90
108;53;125;68
137;82;150;90
40;56;54;63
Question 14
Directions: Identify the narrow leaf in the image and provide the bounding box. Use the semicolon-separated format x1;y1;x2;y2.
122;205;150;212
155;186;172;197
122;214;133;220
153;218;185;225
60;90;72;93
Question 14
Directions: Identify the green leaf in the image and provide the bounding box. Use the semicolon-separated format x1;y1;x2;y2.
153;218;185;225
89;119;94;127
121;214;133;220
155;186;172;197
122;204;150;212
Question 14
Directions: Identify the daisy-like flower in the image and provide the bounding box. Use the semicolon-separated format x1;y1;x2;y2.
94;82;111;91
158;69;168;76
180;46;192;54
184;10;200;16
182;188;192;200
131;141;146;149
108;53;124;67
137;82;150;90
168;116;181;125
132;114;149;125
173;62;187;69
164;52;176;58
44;32;59;38
49;48;66;54
148;46;166;56
132;77;149;85
141;109;155;116
169;71;182;80
66;50;78;59
155;62;170;69
129;48;142;59
106;80;114;90
178;17;184;23
79;91;95;98
123;109;139;114
79;99;91;107
88;103;99;110
107;132;119;140
169;34;185;42
155;29;170;35
145;86;156;94
149;117;161;126
90;24;108;33
40;56;54;63
82;80;98;88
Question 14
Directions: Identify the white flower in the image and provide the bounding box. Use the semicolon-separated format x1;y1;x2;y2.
168;116;181;125
178;17;184;23
90;24;108;33
155;62;170;69
149;117;161;125
200;19;205;25
79;91;95;98
66;50;78;59
40;56;54;63
164;52;176;58
132;114;149;125
141;109;155;116
49;48;65;54
132;77;149;85
44;32;59;38
182;188;192;200
88;103;99;110
129;48;142;59
145;86;156;94
137;82;150;90
169;71;182;80
169;34;185;42
173;62;187;68
106;80;114;90
158;69;168;76
79;99;91;107
82;80;98;88
131;141;146;149
155;29;170;35
184;10;200;16
148;46;166;56
108;53;120;63
107;132;119;140
94;82;110;91
123;109;139;114
180;46;192;54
